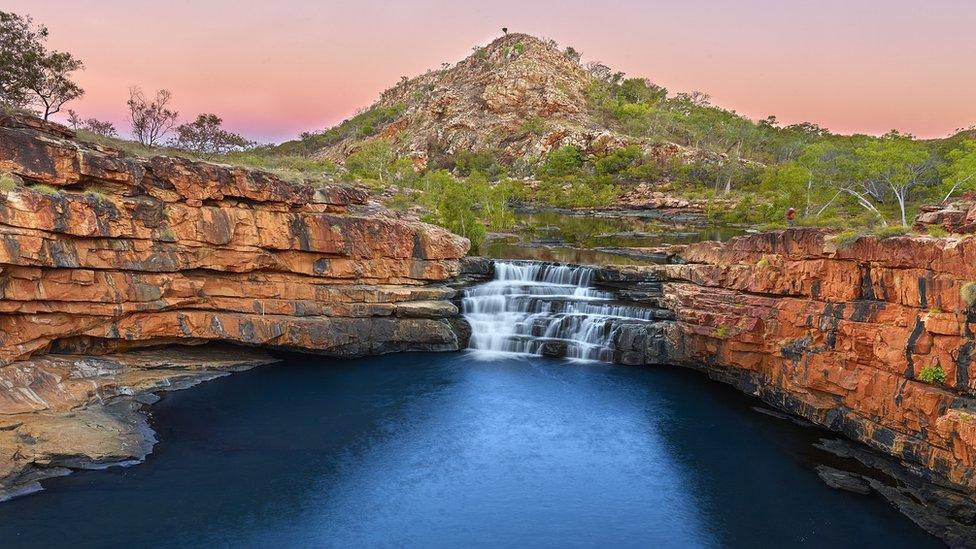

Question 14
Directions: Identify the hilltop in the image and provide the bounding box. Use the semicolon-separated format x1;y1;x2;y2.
290;33;699;171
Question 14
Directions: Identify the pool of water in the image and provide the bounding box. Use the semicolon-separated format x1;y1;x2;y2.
0;353;939;548
484;210;745;264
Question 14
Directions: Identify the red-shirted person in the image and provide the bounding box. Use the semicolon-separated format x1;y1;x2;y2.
786;207;797;227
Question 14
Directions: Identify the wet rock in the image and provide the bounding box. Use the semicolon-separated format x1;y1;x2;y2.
815;465;872;495
0;345;279;502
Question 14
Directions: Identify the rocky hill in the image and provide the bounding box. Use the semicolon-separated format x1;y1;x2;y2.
311;33;635;169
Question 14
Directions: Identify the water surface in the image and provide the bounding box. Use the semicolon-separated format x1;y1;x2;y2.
484;209;745;264
0;353;938;548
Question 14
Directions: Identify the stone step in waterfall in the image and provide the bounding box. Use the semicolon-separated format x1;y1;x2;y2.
462;260;669;362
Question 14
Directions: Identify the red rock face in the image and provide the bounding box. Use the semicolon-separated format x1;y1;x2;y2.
655;229;976;491
0;113;470;365
914;193;976;234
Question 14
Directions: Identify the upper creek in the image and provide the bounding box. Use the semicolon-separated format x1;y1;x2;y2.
0;352;941;547
483;209;745;264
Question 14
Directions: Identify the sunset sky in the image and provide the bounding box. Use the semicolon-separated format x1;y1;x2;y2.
9;0;976;143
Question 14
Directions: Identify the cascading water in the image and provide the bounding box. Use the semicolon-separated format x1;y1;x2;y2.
462;260;658;362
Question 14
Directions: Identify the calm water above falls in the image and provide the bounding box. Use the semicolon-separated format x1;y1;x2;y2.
0;353;939;548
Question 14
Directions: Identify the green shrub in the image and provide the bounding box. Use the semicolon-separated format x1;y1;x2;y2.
84;190;110;202
0;172;23;192
536;145;584;179
31;184;63;196
873;225;910;239
450;150;505;179
520;116;547;136
927;225;949;238
593;145;642;176
917;365;947;385
712;325;730;339
961;282;976;308
756;256;771;269
831;229;862;248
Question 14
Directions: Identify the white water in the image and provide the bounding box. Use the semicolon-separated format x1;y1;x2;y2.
462;261;657;362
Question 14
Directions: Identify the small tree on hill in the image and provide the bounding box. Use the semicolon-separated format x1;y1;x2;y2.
27;50;84;120
128;87;178;147
171;113;254;156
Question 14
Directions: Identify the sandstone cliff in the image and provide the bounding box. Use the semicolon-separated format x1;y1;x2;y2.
0;113;469;500
606;229;976;495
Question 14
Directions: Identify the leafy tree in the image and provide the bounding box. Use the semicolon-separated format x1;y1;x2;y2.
941;139;976;202
450;149;505;179
419;170;486;252
564;46;582;63
594;145;642;176
537;145;584;179
618;78;667;105
797;141;856;217
66;110;117;137
0;11;84;119
171;114;254;156
345;139;396;184
82;118;117;137
854;134;935;226
0;11;46;107
27;50;83;120
128;87;178;147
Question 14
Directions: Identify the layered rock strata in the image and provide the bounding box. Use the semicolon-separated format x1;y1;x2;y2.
593;230;976;495
0;113;469;499
0;113;469;361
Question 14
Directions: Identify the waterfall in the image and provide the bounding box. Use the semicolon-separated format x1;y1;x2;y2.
462;261;658;362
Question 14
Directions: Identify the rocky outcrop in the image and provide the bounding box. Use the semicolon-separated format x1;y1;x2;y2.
914;193;976;234
312;34;655;169
0;113;469;499
0;345;278;502
603;229;976;495
0;113;468;361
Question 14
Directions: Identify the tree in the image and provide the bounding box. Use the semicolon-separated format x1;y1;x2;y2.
27;50;83;119
345;139;396;184
84;118;117;137
714;113;758;193
797;141;855;217
855;134;936;226
0;11;46;107
171;113;253;156
127;87;178;147
0;11;84;119
298;131;319;159
419;170;486;252
65;109;82;128
67;109;118;137
537;145;584;179
941;139;976;202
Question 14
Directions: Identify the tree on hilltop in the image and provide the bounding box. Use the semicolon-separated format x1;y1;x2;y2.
127;87;178;147
171;113;254;156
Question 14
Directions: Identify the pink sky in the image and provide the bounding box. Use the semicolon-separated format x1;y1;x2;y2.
9;0;976;143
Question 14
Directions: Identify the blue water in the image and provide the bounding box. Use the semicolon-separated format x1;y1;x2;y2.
0;352;940;548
